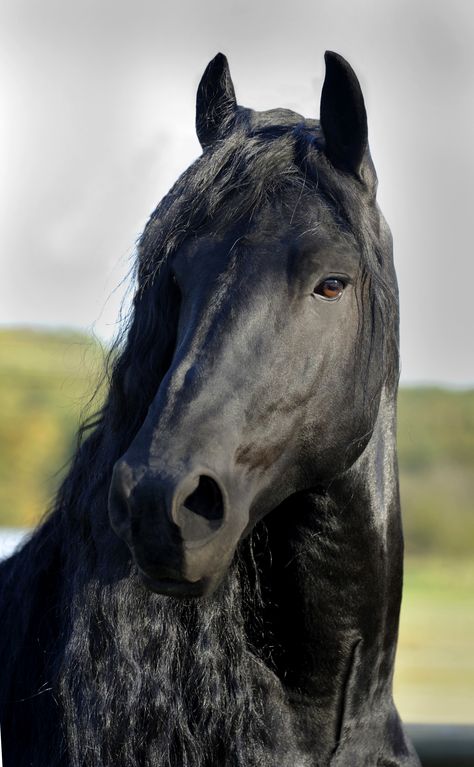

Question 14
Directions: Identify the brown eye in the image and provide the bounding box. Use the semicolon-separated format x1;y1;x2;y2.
313;278;346;300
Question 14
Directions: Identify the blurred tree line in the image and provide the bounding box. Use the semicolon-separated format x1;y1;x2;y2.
1;328;473;556
398;388;474;556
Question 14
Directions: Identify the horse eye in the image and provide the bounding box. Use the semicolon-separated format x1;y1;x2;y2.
313;278;346;300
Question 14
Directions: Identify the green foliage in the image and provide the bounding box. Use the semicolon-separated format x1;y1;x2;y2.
398;388;474;557
0;328;106;526
0;328;473;560
398;387;474;470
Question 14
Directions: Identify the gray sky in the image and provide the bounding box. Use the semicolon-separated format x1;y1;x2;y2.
1;0;473;385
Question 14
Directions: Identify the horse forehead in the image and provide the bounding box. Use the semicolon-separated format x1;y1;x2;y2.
178;196;348;280
178;230;286;280
241;105;320;134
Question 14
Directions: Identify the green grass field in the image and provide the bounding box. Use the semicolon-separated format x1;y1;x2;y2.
1;326;473;723
395;558;474;724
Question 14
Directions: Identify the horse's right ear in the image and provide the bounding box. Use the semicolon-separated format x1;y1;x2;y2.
196;53;237;148
320;51;375;186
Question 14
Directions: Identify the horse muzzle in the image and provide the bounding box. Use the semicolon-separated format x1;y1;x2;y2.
108;458;250;597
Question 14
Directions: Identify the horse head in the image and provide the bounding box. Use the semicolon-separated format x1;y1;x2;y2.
108;52;397;597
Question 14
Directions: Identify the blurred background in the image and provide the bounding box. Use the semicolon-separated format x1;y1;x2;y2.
0;0;473;726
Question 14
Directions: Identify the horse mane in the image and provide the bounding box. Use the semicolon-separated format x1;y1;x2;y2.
1;119;399;767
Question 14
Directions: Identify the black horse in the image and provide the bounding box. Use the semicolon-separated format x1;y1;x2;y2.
0;52;420;766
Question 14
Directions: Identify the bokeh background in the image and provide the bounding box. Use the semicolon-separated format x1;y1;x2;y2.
1;0;473;725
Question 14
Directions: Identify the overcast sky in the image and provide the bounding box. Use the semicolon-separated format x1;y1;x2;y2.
1;0;473;385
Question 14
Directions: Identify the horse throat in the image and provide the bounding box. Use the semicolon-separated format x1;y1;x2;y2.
250;385;414;762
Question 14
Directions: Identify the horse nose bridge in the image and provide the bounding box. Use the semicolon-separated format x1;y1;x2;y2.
127;293;263;465
161;283;256;418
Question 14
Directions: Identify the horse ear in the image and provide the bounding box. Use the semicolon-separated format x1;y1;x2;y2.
320;51;373;183
196;53;237;148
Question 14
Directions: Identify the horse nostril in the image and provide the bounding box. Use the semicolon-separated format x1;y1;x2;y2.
175;475;225;542
184;476;224;521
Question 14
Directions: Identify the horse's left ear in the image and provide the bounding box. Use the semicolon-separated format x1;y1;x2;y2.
320;51;375;186
196;53;237;148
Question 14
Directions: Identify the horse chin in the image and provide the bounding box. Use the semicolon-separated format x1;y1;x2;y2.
137;565;223;599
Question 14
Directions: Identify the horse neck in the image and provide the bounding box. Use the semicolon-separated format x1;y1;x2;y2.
253;384;404;754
